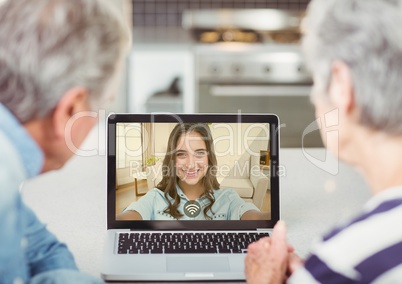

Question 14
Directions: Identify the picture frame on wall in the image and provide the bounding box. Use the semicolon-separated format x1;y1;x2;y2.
260;150;270;166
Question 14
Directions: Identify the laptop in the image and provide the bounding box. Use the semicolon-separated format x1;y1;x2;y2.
101;113;280;282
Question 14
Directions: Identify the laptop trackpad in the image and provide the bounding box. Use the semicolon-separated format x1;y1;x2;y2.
167;256;230;272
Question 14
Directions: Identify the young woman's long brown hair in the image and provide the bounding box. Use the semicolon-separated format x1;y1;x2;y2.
156;123;220;220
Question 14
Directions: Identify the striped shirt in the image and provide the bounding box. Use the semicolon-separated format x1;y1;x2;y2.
289;186;402;283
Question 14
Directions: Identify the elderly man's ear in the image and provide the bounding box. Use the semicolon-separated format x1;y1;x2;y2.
328;60;356;115
52;87;92;138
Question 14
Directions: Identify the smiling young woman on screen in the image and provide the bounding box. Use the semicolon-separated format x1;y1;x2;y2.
116;123;269;221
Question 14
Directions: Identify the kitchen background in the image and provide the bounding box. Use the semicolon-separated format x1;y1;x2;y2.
132;0;311;27
110;0;321;147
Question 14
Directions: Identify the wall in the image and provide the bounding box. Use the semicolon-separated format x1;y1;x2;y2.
116;123;142;186
132;0;311;26
106;0;133;113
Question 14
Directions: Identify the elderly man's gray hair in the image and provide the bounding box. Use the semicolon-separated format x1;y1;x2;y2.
0;0;130;122
302;0;402;134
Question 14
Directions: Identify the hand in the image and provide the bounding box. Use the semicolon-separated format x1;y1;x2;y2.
288;252;304;276
244;221;290;284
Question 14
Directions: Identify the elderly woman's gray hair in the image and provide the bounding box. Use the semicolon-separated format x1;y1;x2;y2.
0;0;130;122
302;0;402;134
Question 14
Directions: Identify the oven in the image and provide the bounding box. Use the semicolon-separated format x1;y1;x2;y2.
184;9;322;147
194;44;322;147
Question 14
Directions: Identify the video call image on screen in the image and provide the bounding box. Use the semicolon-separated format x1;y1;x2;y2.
115;122;271;221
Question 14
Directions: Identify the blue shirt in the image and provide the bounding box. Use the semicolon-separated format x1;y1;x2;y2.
125;185;260;220
0;104;99;283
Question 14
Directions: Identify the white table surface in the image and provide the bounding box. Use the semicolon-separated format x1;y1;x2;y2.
22;123;371;283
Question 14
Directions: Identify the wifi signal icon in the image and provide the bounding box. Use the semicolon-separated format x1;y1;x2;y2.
186;204;199;215
183;200;201;218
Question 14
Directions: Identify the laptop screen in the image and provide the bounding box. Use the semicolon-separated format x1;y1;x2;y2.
107;114;279;230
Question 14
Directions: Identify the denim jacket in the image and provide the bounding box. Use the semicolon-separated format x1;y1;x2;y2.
0;104;100;284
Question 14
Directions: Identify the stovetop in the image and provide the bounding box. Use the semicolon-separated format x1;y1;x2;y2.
192;28;301;44
183;8;304;44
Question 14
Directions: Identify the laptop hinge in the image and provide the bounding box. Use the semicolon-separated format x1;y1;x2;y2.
257;228;272;231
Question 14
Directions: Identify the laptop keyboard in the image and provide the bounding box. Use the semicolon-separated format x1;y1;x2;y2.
117;232;270;254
